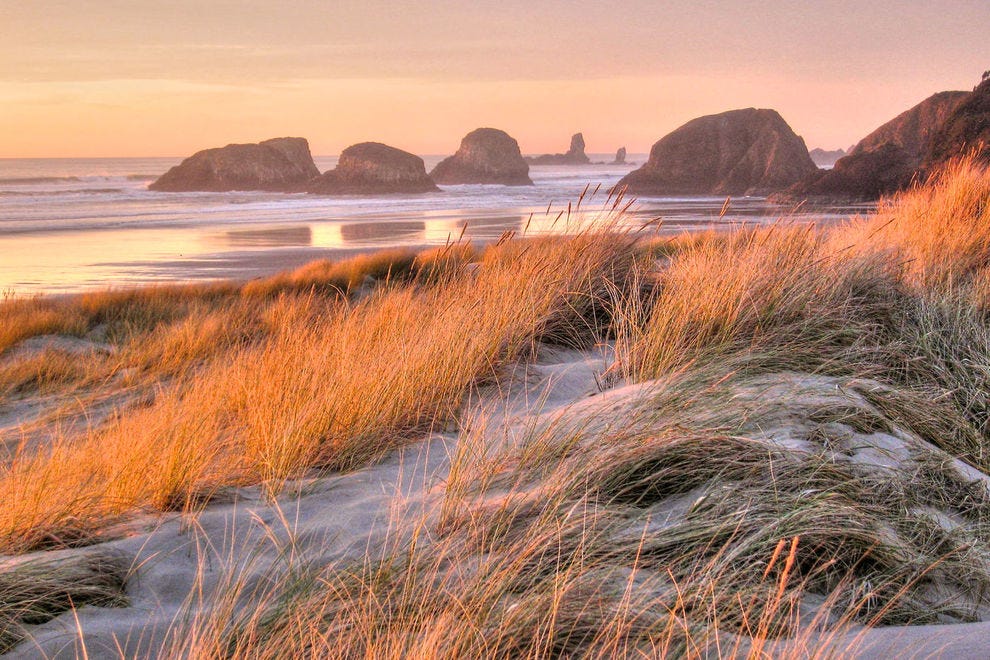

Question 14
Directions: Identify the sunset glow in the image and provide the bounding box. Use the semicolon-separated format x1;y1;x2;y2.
2;0;987;157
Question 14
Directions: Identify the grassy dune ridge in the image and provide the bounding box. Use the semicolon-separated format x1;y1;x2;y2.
0;217;636;555
3;160;990;656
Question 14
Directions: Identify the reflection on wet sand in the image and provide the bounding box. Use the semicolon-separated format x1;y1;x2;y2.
212;225;313;247
339;221;425;243
0;199;871;295
311;216;528;249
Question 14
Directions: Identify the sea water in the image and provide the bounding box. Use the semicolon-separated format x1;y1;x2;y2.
0;155;868;295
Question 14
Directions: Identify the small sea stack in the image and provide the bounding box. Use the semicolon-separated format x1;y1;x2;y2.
612;147;627;165
305;142;439;195
430;128;533;185
526;133;591;165
149;137;320;192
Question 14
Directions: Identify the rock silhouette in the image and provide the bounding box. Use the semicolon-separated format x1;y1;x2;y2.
923;78;990;169
782;89;970;202
617;108;817;195
809;148;846;168
150;138;320;192
431;128;532;185
527;133;591;165
305;142;438;195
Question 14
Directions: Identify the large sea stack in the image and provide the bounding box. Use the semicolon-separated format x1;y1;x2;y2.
430;128;532;185
527;133;591;165
149;137;320;192
781;90;970;202
616;108;817;196
306;142;438;195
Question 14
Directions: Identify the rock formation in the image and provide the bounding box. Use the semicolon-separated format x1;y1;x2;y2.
851;91;969;161
526;133;592;165
612;147;627;165
431;128;533;185
616;108;817;195
150;137;320;192
781;89;971;202
809;148;846;168
923;78;990;169
776;144;918;203
305;142;438;195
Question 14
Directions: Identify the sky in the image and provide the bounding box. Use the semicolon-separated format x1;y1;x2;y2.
1;0;988;158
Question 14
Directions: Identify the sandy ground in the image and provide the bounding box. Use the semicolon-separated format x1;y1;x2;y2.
4;343;990;658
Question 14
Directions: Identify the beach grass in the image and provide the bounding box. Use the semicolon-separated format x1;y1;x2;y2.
0;227;635;554
3;157;990;656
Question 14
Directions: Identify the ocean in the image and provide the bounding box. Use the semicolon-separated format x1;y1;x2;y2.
0;155;867;295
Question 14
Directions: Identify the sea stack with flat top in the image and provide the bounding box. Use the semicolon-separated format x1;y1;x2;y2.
149;137;320;192
305;142;439;195
430;128;533;185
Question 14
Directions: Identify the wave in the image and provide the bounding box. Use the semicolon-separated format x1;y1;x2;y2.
0;188;129;198
0;174;158;186
0;176;82;184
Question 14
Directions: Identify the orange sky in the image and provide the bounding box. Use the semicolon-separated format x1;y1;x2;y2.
2;1;988;158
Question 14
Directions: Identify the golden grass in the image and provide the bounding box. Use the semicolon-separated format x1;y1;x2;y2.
615;223;901;381
5;161;990;656
0;549;128;653
0;230;633;554
162;365;982;659
832;157;990;289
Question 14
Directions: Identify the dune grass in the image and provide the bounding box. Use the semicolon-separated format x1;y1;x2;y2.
161;365;990;659
0;243;486;404
0;549;129;653
613;157;990;472
149;157;990;659
4;159;990;656
0;229;635;554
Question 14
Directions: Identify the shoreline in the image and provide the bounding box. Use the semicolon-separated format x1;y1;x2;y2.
0;202;867;298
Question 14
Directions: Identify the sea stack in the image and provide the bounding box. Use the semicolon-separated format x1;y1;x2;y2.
527;133;591;165
149;137;320;192
430;128;533;185
781;89;971;202
616;109;817;196
612;147;627;165
305;142;438;195
808;148;846;168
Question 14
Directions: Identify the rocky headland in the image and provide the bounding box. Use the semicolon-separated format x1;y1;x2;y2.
923;77;990;170
780;89;971;202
